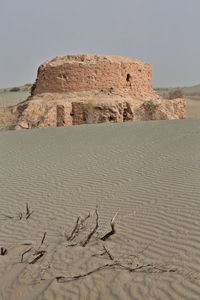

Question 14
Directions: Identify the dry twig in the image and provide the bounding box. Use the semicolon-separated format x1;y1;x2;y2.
102;245;114;260
56;262;176;283
79;212;91;227
19;212;23;220
1;214;14;219
67;217;80;241
0;247;7;255
26;203;34;219
81;209;99;247
40;232;47;247
56;263;117;282
21;247;32;263
101;213;118;241
29;251;46;264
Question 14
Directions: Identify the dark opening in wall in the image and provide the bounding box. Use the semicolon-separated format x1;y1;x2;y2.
126;73;131;82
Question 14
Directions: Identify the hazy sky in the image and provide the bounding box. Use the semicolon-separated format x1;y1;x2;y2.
0;0;200;88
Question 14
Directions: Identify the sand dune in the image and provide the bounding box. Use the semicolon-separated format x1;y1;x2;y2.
0;91;30;107
1;119;200;299
186;97;200;119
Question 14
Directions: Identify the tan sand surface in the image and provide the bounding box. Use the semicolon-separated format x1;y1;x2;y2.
1;119;200;299
0;91;30;107
186;97;200;119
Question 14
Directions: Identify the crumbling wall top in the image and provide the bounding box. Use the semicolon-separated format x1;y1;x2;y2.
32;54;156;98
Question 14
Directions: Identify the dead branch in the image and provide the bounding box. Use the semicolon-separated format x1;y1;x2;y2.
66;213;91;243
66;243;79;248
1;214;14;219
115;263;177;274
1;205;34;221
91;245;114;260
21;247;32;263
81;209;99;247
102;245;114;260
117;263;153;272
19;212;23;220
0;247;7;255
67;217;80;241
56;262;177;283
40;232;47;247
101;213;118;241
29;251;46;264
26;203;34;219
56;263;118;282
26;203;30;216
147;265;177;273
79;212;91;227
26;211;34;219
92;252;107;258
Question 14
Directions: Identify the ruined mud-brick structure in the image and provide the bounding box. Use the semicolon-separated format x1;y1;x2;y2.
12;54;185;129
32;55;154;97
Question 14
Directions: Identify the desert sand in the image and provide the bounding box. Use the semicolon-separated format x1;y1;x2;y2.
1;119;200;299
186;97;200;119
0;90;30;107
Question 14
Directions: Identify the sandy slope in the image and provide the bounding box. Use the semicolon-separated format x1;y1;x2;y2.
186;97;200;119
0;91;30;107
0;120;200;299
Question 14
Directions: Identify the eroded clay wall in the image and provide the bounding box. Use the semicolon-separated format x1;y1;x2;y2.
32;55;155;98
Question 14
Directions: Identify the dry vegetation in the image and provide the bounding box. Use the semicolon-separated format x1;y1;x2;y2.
156;84;200;100
1;206;188;285
85;100;99;124
142;100;159;116
168;88;184;99
0;106;17;130
155;88;184;99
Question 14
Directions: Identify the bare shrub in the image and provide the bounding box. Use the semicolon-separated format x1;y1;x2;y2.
168;88;184;99
21;83;33;92
142;100;159;116
10;87;20;92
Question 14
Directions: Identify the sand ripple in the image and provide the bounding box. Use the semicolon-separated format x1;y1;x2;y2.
1;119;200;299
